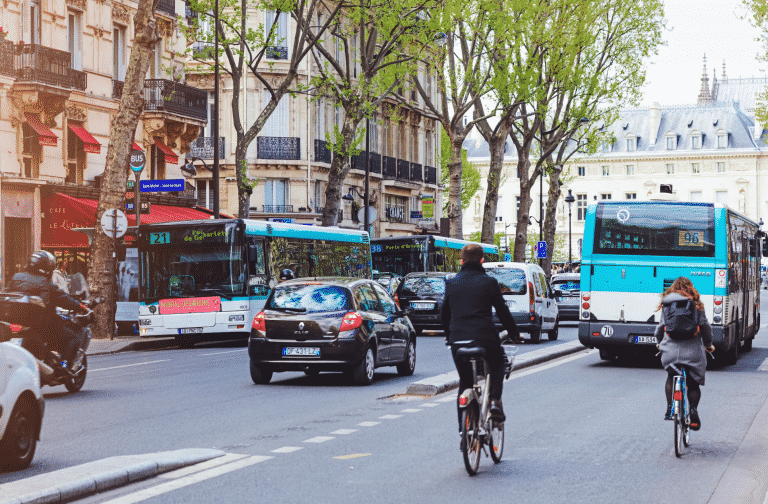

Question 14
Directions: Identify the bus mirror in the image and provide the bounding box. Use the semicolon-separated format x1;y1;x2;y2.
435;252;445;266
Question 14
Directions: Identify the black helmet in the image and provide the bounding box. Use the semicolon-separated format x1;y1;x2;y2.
279;269;295;281
28;250;56;278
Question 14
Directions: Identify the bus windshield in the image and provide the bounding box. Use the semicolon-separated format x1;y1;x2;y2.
593;203;715;257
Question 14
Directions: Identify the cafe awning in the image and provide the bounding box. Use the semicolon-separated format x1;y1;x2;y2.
132;142;143;151
68;125;102;154
25;113;57;147
154;139;179;164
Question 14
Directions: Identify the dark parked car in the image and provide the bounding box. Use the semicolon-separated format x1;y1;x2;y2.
248;277;416;385
395;272;451;335
551;273;580;321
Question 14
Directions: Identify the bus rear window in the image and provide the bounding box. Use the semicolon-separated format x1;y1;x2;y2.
594;203;715;257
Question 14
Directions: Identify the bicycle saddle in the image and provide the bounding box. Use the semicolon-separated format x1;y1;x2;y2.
455;346;486;357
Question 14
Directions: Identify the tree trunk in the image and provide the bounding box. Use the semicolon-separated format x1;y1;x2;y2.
321;114;362;226
541;163;562;277
513;156;534;263
87;0;159;339
480;136;507;244
447;135;464;239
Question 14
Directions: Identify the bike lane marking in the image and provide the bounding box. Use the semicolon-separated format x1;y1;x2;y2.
304;436;335;443
358;421;380;426
89;360;170;372
379;415;402;419
331;429;357;434
272;446;303;453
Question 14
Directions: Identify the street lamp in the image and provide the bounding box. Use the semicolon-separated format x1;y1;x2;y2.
212;0;220;219
565;189;575;271
182;157;218;216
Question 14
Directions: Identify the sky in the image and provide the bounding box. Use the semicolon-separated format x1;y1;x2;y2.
639;0;765;108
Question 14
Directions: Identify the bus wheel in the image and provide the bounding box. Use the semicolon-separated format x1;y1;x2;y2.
743;337;753;352
725;338;739;365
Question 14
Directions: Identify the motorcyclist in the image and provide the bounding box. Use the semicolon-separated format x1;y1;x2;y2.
6;251;88;371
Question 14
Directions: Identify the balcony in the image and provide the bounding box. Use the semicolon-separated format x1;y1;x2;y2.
0;40;14;78
15;44;72;88
257;136;301;160
383;156;397;179
314;139;331;163
397;159;410;181
263;205;293;213
410;162;422;182
71;69;87;91
351;151;381;173
266;46;289;60
189;136;226;159
143;79;207;121
425;165;437;185
112;79;124;99
156;0;176;17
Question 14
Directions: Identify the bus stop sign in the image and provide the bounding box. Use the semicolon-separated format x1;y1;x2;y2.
130;149;146;173
536;241;547;259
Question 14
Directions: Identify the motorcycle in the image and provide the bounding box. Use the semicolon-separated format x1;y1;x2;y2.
0;273;96;393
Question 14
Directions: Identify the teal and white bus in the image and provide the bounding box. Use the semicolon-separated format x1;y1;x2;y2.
371;235;500;276
578;201;761;364
137;219;371;347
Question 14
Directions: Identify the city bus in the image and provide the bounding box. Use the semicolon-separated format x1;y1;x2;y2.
578;201;761;364
137;219;371;347
371;235;500;276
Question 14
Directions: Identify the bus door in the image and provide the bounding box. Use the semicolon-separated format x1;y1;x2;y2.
246;237;270;306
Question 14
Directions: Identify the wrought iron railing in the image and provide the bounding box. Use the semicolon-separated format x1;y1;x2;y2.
263;205;293;213
112;79;124;99
397;159;410;181
383;156;397;179
16;44;72;88
314;139;331;163
410;162;422;182
156;0;176;16
257;136;301;160
185;2;198;23
189;136;225;159
143;79;208;121
266;46;288;60
0;40;15;78
351;151;381;173
71;69;87;91
424;165;437;185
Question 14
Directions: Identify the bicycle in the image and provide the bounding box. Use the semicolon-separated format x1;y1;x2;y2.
450;334;517;475
670;364;690;458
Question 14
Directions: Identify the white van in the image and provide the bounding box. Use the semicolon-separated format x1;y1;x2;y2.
483;262;559;342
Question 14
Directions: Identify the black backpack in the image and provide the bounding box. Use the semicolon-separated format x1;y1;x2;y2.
662;298;698;340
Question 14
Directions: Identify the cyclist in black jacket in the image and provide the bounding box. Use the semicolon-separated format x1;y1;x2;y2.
441;243;521;424
6;251;87;369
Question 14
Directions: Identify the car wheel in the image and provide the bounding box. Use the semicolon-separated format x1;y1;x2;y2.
529;323;541;344
414;327;423;336
547;318;559;341
0;396;38;472
397;340;416;376
352;347;375;385
249;360;273;384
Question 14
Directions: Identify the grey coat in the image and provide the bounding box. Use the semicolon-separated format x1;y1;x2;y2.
654;293;713;386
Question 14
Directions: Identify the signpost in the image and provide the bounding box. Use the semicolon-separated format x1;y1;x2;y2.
536;241;547;259
130;149;146;226
101;208;128;239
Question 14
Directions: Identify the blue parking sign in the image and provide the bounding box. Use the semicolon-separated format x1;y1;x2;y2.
536;241;547;259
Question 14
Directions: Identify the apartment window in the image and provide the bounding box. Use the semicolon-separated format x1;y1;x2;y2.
149;39;163;79
577;166;585;177
691;163;700;174
316;99;325;141
265;11;288;59
717;161;726;173
265;179;288;211
312;181;323;212
29;0;41;44
715;191;727;206
262;91;289;137
425;131;433;166
411;125;419;163
68;11;83;71
196;180;214;210
626;137;636;151
690;191;702;202
626;193;637;200
576;194;587;221
21;123;41;178
691;134;702;149
600;193;612;200
602;166;610;176
717;133;728;149
65;122;86;185
113;26;127;80
601;142;610;153
626;164;634;175
666;163;674;175
666;135;676;150
384;195;407;223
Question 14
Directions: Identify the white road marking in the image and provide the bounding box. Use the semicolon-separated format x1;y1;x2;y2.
436;396;455;403
303;436;335;443
198;349;245;356
158;453;247;479
506;350;596;381
330;429;357;435
90;360;170;372
758;358;768;372
99;455;272;504
358;421;380;427
272;446;303;453
421;403;440;407
379;415;402;420
401;408;422;413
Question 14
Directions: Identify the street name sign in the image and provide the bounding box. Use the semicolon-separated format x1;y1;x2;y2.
140;179;185;192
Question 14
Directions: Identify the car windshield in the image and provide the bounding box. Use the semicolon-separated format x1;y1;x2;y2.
402;276;446;295
552;280;580;293
267;284;350;313
485;268;527;295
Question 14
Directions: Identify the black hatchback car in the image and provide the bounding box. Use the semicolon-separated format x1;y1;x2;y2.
248;277;416;385
395;272;451;335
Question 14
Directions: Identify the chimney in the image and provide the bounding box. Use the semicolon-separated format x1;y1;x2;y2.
649;102;662;145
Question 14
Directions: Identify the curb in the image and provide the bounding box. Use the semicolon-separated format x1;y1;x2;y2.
0;449;226;504
406;340;587;396
86;337;178;356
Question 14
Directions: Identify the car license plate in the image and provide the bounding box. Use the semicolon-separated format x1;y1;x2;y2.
283;347;320;357
634;336;657;344
179;327;203;334
411;303;434;310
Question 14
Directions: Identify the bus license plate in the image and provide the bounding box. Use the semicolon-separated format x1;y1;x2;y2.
283;347;320;357
179;327;203;334
634;336;657;344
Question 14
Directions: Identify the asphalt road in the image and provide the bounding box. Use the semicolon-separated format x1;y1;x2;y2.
5;315;768;503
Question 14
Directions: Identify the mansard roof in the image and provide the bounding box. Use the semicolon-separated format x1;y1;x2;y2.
714;76;768;113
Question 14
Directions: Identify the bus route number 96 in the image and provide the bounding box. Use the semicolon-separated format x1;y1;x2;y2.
678;230;702;247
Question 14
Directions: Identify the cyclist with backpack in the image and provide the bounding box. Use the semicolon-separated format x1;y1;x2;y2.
654;277;715;431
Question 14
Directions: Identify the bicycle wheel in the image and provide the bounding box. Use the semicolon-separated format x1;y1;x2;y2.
461;406;481;475
682;400;691;447
489;418;505;463
674;400;683;458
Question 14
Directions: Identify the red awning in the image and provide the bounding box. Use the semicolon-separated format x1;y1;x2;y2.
41;193;216;248
25;113;57;147
154;140;179;164
132;142;143;151
68;125;102;154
